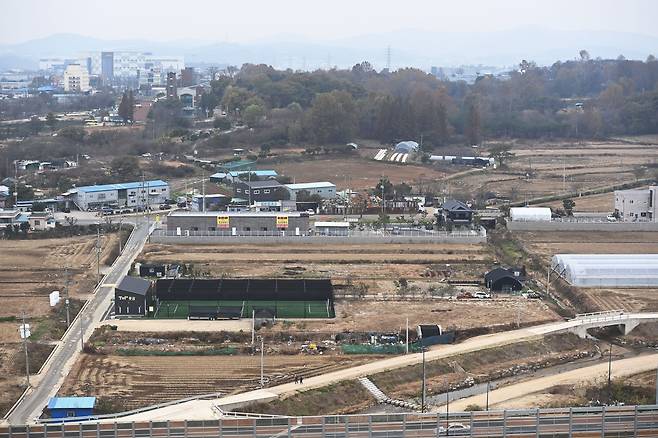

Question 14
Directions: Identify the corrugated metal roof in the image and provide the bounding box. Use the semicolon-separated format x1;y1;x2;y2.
48;397;96;410
315;221;350;227
169;211;304;218
77;180;168;193
286;182;335;190
117;276;151;296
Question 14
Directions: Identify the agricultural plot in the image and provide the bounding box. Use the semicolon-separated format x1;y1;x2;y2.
58;353;377;412
0;233;121;417
445;139;658;202
516;231;658;312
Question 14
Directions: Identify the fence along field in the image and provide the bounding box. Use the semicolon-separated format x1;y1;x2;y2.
151;278;336;319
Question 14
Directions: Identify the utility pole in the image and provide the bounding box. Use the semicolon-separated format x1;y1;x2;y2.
21;311;30;387
251;309;255;346
381;178;385;215
421;340;426;413
607;344;613;403
446;390;450;433
546;265;551;296
260;336;265;388
405;317;409;355
64;267;70;327
96;225;101;285
202;171;206;212
486;381;490;410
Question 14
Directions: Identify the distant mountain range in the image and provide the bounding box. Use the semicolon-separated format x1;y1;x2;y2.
1;28;657;71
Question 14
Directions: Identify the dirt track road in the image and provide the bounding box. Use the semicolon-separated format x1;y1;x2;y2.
446;353;658;411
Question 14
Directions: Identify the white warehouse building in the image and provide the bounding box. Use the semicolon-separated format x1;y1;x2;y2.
286;182;336;201
510;207;552;222
64;180;170;211
551;254;658;287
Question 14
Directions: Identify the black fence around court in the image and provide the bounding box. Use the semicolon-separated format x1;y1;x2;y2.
155;278;333;302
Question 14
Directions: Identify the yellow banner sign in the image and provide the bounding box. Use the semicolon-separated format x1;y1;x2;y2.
216;215;230;229
276;215;288;229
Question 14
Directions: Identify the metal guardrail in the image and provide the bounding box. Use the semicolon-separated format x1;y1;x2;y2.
2;404;658;437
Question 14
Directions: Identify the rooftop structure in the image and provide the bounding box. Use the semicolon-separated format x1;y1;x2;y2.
510;207;552;222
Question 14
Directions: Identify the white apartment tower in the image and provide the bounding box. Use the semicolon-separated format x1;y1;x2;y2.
63;64;91;92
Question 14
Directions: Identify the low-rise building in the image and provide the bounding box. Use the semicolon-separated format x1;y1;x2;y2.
314;221;350;236
29;212;56;231
286;182;336;201
114;276;152;316
438;200;473;226
47;397;96;419
484;266;526;292
191;194;230;211
64;180;169;211
167;211;310;235
614;186;657;222
0;209;27;229
234;179;289;203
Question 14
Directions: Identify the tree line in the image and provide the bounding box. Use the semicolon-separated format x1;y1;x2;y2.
197;54;658;148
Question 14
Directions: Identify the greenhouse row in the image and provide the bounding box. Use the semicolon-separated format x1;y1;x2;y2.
551;254;658;287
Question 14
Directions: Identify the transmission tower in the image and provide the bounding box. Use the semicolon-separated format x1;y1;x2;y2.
386;46;391;71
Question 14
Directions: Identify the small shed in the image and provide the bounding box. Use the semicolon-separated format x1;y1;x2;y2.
484;267;526;292
115;276;151;316
314;221;350;236
138;263;167;278
47;396;96;419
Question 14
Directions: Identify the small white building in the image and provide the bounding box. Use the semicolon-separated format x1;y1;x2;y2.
286;182;336;201
314;221;350;236
614;186;657;222
510;207;552;222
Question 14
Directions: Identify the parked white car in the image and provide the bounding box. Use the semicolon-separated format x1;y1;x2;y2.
473;291;491;299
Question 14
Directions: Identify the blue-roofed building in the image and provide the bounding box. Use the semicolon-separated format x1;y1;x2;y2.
47;396;96;419
63;180;170;211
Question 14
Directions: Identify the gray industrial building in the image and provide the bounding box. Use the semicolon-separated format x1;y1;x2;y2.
166;211;310;235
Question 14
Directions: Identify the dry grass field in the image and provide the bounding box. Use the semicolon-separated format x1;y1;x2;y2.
0;233;120;417
272;157;447;190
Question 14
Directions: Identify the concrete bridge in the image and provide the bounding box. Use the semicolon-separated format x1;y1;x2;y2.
557;310;658;338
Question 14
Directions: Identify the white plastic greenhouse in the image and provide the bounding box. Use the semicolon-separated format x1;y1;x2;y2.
551;254;658;287
510;207;552;222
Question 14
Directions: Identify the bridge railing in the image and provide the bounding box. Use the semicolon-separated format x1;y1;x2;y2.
2;404;658;438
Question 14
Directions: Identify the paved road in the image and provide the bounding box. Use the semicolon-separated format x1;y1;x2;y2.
446;353;658;411
6;220;152;425
108;312;658;421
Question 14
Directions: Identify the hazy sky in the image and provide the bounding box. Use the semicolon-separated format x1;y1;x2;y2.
1;0;658;44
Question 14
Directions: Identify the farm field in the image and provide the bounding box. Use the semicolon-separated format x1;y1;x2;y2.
271;157;447;190
515;231;658;312
0;233;122;417
446;139;658;202
140;242;493;284
58;353;379;412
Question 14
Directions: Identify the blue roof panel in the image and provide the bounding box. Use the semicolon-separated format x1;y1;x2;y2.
77;180;168;193
48;397;96;409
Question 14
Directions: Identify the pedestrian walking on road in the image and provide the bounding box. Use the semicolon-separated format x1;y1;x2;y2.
300;376;303;384
294;375;298;384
